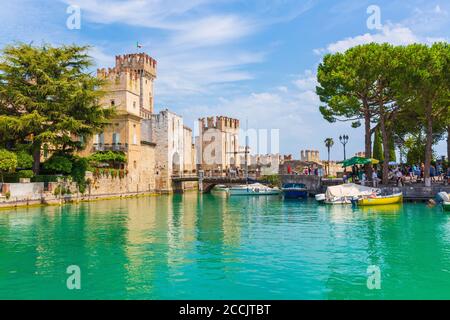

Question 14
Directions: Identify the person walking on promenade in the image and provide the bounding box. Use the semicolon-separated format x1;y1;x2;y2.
396;169;404;187
430;165;436;183
372;170;379;187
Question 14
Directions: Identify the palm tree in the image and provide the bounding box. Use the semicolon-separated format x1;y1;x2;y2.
324;138;334;176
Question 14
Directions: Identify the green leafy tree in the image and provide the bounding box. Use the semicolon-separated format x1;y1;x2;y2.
401;43;450;184
43;155;73;174
389;134;396;163
373;128;384;162
324;138;334;176
0;43;114;174
16;151;33;169
316;46;375;170
0;149;17;182
71;156;89;193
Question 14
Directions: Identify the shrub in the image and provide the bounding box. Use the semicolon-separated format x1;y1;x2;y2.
43;155;72;174
32;175;59;183
70;156;88;193
15;151;33;169
88;151;127;167
18;170;35;179
53;185;70;196
0;149;18;182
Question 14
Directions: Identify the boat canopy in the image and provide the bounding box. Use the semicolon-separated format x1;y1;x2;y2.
325;183;379;199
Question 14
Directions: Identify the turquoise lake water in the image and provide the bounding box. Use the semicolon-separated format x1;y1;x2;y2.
1;193;450;300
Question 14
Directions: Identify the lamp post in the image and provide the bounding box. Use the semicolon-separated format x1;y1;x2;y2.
339;134;349;161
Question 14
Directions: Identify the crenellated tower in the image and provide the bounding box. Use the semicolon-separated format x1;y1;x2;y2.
97;53;157;118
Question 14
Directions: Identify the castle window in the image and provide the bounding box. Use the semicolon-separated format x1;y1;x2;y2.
133;101;136;108
113;133;120;145
111;100;115;106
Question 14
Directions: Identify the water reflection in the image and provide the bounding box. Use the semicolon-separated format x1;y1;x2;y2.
1;195;450;299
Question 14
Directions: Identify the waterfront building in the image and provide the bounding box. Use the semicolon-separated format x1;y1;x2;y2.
300;150;320;163
79;53;158;193
147;109;196;192
246;154;281;176
197;116;240;173
79;52;196;193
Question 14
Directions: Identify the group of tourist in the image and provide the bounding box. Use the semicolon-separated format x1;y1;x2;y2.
342;162;450;187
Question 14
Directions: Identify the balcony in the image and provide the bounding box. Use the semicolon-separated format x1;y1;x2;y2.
93;143;128;152
140;107;152;119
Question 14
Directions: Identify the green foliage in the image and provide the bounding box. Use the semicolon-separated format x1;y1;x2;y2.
43;155;72;174
18;170;34;179
53;185;72;196
373;128;384;162
0;43;114;173
32;175;59;183
15;151;33;169
0;149;17;182
261;175;280;187
70;156;88;193
5;191;11;199
389;134;396;162
88;151;127;166
317;42;450;179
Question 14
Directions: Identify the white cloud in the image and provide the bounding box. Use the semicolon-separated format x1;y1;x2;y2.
89;47;115;68
170;15;257;48
293;70;317;91
176;70;351;157
315;23;449;55
319;25;419;54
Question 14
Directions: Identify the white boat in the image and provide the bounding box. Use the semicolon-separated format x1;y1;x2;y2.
227;183;281;196
316;183;380;204
212;184;229;192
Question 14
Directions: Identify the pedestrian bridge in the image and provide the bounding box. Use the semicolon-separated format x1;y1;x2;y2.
171;175;248;193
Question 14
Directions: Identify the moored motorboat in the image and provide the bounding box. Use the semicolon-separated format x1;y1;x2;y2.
282;183;307;199
212;184;229;192
436;192;450;211
227;183;281;196
315;183;380;205
357;192;403;206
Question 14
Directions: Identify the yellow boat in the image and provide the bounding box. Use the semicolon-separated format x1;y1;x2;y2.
358;193;403;206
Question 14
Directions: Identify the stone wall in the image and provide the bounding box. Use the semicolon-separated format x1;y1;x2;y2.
0;182;45;200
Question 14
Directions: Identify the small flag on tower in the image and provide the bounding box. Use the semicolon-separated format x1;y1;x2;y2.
136;42;143;49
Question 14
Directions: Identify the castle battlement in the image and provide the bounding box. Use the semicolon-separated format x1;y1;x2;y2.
96;68;140;96
199;116;239;130
115;53;157;78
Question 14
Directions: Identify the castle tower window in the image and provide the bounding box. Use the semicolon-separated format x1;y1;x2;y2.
111;100;115;107
133;101;136;109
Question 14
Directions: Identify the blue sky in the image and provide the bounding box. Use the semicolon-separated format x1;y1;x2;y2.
0;0;449;160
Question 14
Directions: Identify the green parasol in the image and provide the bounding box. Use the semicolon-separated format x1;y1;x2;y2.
340;156;376;168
